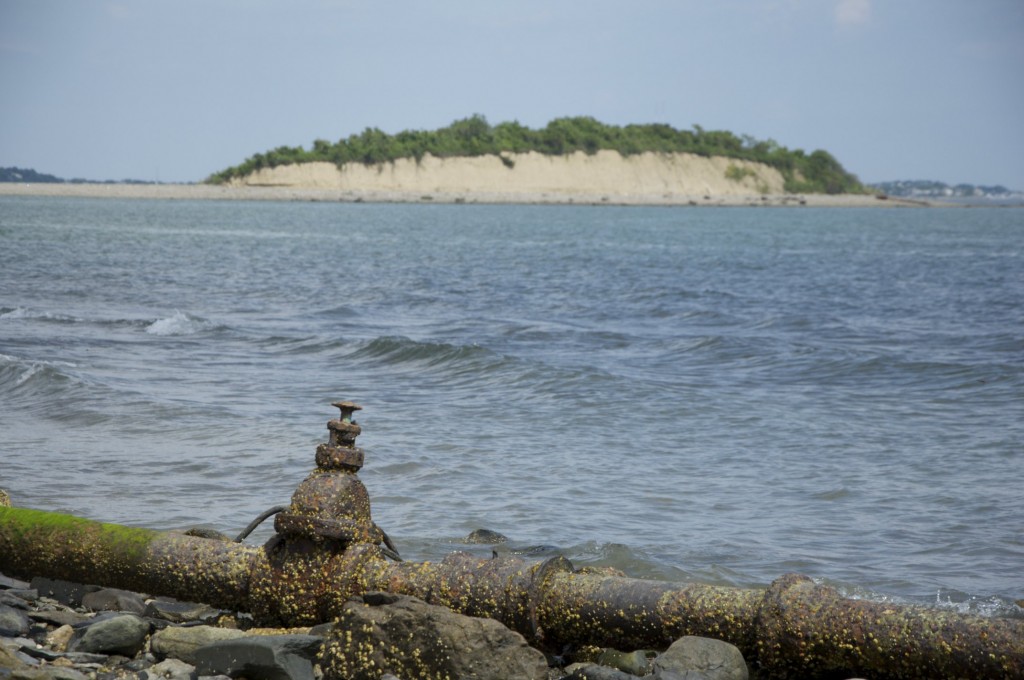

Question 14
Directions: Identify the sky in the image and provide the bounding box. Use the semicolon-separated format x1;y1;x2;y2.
1;0;1022;189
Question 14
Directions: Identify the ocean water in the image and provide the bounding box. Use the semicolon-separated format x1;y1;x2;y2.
1;196;1021;616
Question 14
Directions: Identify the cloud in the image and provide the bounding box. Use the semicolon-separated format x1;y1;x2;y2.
835;0;870;27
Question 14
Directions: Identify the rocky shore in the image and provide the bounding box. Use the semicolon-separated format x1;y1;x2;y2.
0;181;936;208
2;569;760;680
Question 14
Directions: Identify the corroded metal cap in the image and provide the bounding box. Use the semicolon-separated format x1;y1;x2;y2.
331;401;361;422
319;401;364;470
273;401;380;548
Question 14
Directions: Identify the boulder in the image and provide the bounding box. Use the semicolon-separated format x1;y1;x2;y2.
322;592;549;680
0;604;30;636
80;588;147;615
193;634;322;680
463;529;509;544
68;613;150;656
150;624;248;664
652;636;748;680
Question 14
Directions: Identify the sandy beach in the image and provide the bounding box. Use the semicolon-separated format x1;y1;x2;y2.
1;151;939;207
0;181;936;207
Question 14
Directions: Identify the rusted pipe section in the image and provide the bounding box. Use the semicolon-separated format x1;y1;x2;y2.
366;550;762;652
363;549;1024;679
0;506;258;611
755;572;1024;679
0;504;392;628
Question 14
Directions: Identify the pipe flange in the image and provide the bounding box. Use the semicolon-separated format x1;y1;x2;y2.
316;443;365;471
274;512;383;545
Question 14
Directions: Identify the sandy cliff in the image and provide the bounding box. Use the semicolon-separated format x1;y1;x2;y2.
230;150;786;199
1;150;930;206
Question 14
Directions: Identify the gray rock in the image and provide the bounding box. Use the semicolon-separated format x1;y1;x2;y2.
566;663;638;679
307;622;333;637
193;635;322;680
0;574;31;590
0;604;31;636
123;656;157;672
68;614;150;657
29;579;101;608
1;642;28;671
144;657;197;680
11;590;38;603
62;651;117;664
360;591;400;606
81;588;147;615
597;648;652;676
13;667;91;680
16;645;64;662
54;669;92;680
1;589;38;604
463;528;509;544
150;625;248;665
324;592;548;680
27;609;90;628
653;671;714;680
652;636;748;680
145;599;223;624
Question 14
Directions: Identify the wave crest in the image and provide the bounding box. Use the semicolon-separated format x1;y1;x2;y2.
146;311;212;336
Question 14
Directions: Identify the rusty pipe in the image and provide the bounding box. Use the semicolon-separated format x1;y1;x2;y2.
0;506;258;610
364;549;1024;679
2;505;1021;679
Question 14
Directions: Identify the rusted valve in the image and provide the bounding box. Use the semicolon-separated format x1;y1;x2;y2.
273;401;386;550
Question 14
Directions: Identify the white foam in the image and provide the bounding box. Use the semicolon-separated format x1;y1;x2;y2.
933;591;1015;618
0;307;79;322
14;363;43;386
146;310;208;336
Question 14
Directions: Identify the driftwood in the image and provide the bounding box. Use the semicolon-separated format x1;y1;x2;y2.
2;403;1021;679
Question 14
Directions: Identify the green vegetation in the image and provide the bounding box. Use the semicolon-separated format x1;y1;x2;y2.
0;166;62;183
207;115;864;194
725;164;771;195
724;163;756;182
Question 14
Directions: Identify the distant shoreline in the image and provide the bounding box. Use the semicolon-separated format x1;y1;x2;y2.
0;181;948;207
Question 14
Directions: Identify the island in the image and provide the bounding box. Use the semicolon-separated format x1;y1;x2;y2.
203;115;889;206
0;117;947;206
